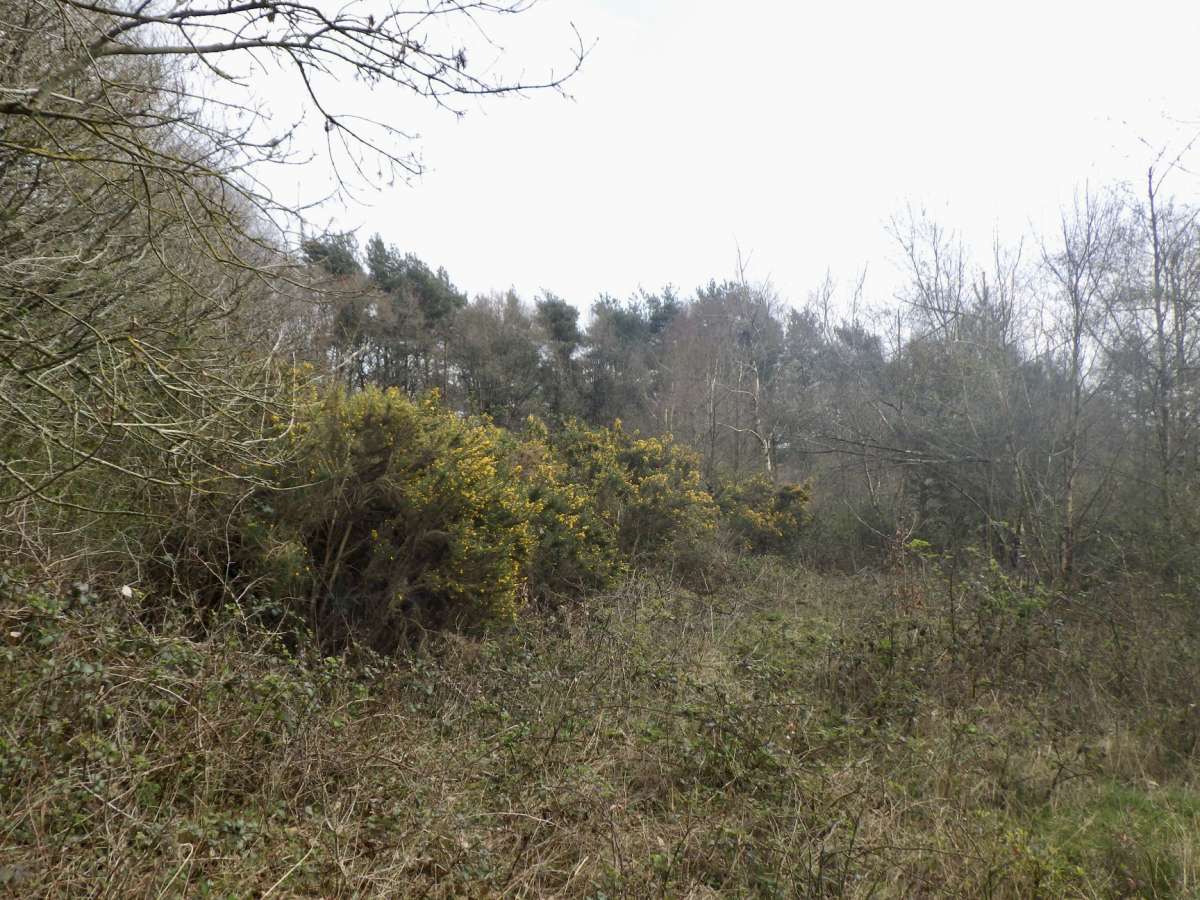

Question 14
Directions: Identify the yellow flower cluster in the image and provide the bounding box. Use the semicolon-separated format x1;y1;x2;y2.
716;475;810;553
242;389;781;643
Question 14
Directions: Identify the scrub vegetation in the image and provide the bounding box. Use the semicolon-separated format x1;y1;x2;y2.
2;1;1199;897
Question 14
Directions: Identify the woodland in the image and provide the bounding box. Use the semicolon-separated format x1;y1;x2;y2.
1;1;1198;896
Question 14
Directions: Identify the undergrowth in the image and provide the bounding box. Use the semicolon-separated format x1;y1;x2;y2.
0;561;1197;897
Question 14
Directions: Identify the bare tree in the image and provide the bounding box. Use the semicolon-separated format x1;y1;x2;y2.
1134;165;1200;528
1;1;584;198
1041;189;1124;581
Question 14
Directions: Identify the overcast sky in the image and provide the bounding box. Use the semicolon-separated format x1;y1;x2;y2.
271;0;1200;312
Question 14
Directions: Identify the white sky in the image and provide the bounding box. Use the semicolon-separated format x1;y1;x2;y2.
265;0;1200;311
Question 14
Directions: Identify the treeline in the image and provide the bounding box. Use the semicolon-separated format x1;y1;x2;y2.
292;185;1200;586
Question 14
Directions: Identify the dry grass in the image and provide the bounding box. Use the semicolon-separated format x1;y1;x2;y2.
1;561;1197;897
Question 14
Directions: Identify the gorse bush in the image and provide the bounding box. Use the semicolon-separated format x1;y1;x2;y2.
518;417;624;598
716;475;811;554
542;418;741;592
612;424;719;560
546;419;721;561
224;391;760;649
249;388;538;646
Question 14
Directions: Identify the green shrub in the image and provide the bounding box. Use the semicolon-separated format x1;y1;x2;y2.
615;425;719;560
549;419;718;564
252;387;539;645
196;396;758;646
715;475;810;554
517;417;624;598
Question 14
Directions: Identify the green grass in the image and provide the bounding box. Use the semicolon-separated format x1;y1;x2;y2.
0;561;1197;897
1037;781;1200;898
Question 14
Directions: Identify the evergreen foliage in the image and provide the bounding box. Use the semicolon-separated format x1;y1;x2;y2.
225;391;750;649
